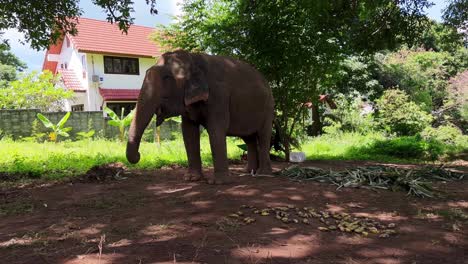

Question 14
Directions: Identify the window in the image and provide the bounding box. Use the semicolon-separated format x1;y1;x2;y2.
71;104;84;112
81;55;86;70
103;56;139;75
106;102;136;117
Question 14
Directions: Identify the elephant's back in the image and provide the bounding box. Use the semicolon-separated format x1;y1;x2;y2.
206;54;273;136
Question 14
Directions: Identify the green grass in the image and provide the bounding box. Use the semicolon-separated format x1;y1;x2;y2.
301;132;467;162
0;135;243;180
1;132;466;181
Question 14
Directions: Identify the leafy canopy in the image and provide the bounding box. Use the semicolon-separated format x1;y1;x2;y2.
442;0;468;36
0;41;27;85
155;0;433;157
0;0;159;50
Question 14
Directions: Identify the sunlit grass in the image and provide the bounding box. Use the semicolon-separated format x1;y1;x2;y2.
1;131;465;180
0;135;243;179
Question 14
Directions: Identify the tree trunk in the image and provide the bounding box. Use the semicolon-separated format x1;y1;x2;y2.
310;103;322;136
155;126;161;146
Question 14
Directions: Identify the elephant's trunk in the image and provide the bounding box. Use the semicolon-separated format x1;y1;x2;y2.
126;70;160;164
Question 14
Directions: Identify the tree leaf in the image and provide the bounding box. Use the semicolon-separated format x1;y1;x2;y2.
104;106;120;121
108;120;121;127
36;113;54;128
57;112;71;129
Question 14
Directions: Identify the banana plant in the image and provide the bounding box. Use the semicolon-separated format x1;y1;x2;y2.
76;130;95;140
36;112;72;142
104;106;135;142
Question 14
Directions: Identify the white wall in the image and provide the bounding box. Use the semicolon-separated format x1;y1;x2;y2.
58;36;90;110
85;53;156;111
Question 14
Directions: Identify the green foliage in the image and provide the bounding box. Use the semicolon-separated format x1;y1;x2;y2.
0;41;26;70
421;125;465;145
442;0;468;41
376;49;467;112
76;130;96;140
0;0;158;50
36;112;72;143
0;137;244;180
0;42;27;86
334;56;383;97
419;21;465;52
375;90;433;136
365;136;444;160
323;95;376;135
0;71;74;111
104;106;134;142
0;64;17;85
155;0;432;159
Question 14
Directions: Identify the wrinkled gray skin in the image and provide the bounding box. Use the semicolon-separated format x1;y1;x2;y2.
126;50;274;184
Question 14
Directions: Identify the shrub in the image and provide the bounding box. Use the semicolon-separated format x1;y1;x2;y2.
421;125;465;145
369;136;444;160
36;112;72;143
375;89;433;136
323;95;376;135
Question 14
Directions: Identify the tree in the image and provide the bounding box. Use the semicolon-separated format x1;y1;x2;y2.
375;89;433;136
442;0;468;39
0;70;74;111
376;48;467;112
419;21;465;52
0;40;27;86
0;0;159;50
155;0;432;159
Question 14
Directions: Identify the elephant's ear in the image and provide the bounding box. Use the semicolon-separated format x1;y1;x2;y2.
185;55;209;106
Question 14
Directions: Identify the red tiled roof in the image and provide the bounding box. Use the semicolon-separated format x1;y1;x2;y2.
58;69;86;92
304;95;337;109
99;88;140;101
69;17;161;57
42;39;64;73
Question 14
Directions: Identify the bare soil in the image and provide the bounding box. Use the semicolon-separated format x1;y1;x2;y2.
1;161;467;264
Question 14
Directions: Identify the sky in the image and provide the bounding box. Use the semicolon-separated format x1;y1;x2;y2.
4;0;448;72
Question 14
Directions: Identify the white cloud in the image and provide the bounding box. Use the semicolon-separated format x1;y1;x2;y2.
2;29;44;72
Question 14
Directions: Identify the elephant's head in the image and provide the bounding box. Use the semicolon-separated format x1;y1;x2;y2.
126;50;209;164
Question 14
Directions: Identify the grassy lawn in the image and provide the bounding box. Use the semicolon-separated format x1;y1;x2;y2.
0;132;465;180
0;136;243;180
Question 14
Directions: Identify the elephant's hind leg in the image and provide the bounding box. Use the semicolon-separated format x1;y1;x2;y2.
255;118;273;175
242;135;259;174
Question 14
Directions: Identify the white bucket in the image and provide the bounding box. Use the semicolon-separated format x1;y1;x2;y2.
289;152;306;163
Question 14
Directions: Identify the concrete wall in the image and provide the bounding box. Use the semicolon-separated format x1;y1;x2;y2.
0;109;178;141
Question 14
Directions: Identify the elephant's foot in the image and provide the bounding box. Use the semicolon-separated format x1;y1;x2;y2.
183;169;203;181
205;171;232;185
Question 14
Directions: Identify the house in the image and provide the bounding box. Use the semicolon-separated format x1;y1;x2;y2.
42;17;162;114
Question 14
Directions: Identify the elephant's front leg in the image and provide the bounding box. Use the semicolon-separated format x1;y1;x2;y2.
207;129;230;184
182;117;203;181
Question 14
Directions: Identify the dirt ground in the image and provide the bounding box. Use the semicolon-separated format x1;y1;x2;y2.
1;161;467;264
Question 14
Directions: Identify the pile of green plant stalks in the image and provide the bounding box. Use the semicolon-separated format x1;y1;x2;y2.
277;165;465;198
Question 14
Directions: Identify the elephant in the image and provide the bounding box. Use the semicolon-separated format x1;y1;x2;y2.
126;50;274;184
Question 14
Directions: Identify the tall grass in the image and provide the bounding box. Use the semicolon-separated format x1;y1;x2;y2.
0;136;243;180
1;132;466;180
301;132;467;162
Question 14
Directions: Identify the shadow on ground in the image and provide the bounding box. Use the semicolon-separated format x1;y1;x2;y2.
1;161;467;264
